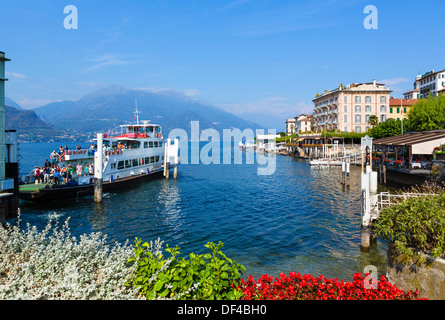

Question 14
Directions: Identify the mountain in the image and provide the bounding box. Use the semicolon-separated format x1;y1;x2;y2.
33;85;263;140
5;96;23;110
5;103;60;142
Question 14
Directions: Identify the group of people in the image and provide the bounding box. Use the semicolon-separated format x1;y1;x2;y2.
30;161;95;186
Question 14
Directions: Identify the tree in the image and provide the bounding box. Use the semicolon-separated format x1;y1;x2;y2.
368;115;379;127
405;94;445;132
369;118;402;139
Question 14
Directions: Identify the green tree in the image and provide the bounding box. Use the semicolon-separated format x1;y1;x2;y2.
369;118;402;139
405;94;445;131
368;115;379;127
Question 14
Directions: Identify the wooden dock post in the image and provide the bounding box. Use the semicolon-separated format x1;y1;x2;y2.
94;133;103;203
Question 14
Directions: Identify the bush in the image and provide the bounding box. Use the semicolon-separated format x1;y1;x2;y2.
373;193;445;262
126;239;246;300
0;214;140;299
236;272;424;300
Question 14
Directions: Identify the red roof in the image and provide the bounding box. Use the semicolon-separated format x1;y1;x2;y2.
389;97;418;106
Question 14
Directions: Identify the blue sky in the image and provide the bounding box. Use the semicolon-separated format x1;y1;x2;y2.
1;0;444;130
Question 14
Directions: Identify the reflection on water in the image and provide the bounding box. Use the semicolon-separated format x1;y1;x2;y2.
17;142;389;281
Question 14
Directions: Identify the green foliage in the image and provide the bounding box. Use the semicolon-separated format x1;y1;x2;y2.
368;115;379;127
369;118;402;139
405;94;445;132
126;239;246;300
373;194;445;263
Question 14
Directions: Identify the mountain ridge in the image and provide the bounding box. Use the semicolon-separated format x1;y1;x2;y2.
32;85;263;139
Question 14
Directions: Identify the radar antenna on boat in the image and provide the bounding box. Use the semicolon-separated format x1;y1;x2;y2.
133;99;141;125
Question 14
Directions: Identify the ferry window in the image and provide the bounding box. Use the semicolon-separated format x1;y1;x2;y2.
133;159;138;167
111;163;116;169
149;141;154;148
118;161;124;170
156;156;160;162
149;127;154;132
139;158;144;165
144;142;148;148
125;160;132;168
154;141;158;148
150;156;155;163
145;157;150;163
159;141;163;147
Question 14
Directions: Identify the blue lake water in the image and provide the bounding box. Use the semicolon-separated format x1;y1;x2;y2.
15;141;388;281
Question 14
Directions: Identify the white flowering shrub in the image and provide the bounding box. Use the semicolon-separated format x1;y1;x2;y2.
0;213;141;300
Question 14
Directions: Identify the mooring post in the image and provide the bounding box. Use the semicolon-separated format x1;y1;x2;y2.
94;133;103;203
341;160;345;185
173;138;179;180
165;138;171;179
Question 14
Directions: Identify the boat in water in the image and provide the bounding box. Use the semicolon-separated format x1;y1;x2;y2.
19;106;178;201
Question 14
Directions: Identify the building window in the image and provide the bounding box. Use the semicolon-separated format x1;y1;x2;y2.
380;96;387;103
344;105;348;112
365;96;371;103
380;115;386;122
344;127;348;132
365;115;370;123
344;96;347;103
355;126;361;133
380;105;387;113
355;115;361;123
355;105;361;112
355;96;361;103
390;108;393;114
344;115;348;123
365;105;371;112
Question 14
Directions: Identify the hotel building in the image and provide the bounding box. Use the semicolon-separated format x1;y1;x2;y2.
313;80;392;133
405;69;445;99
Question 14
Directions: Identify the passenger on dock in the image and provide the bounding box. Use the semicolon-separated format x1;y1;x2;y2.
67;164;74;181
54;168;61;185
30;166;39;183
50;150;58;165
43;166;50;184
61;165;68;184
76;144;82;150
76;163;83;177
49;166;55;184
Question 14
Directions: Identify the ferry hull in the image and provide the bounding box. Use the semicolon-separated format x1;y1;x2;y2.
19;169;165;202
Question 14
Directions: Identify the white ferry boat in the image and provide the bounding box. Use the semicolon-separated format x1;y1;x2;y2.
19;107;178;201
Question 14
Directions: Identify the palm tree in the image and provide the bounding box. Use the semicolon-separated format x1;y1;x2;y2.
368;115;379;127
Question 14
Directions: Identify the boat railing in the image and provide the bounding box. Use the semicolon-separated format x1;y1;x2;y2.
105;149;124;156
66;149;89;156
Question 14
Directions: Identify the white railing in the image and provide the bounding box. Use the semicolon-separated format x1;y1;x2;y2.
375;191;439;216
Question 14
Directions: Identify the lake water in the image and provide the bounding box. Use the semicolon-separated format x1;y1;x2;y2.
15;141;388;281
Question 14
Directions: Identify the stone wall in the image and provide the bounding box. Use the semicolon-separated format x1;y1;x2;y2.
387;245;445;300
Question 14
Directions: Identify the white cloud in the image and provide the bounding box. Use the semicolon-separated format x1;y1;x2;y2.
218;96;312;118
377;78;410;86
5;71;27;79
182;88;201;97
81;54;139;73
